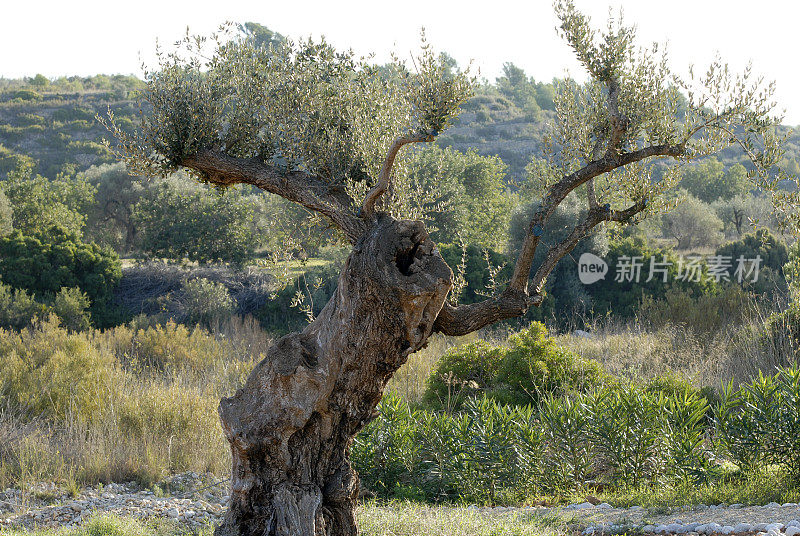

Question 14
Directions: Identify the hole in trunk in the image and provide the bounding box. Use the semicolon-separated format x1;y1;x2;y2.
395;242;420;275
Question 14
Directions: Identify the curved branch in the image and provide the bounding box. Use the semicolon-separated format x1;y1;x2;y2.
361;134;434;219
433;287;535;336
181;149;367;243
529;200;646;294
507;142;684;293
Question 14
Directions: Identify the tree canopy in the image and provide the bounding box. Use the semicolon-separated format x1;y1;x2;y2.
105;0;798;335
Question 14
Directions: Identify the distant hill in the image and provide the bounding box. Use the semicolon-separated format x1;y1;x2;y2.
0;75;142;178
1;72;798;185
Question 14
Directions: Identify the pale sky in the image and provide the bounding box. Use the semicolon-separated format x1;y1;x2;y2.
2;0;799;124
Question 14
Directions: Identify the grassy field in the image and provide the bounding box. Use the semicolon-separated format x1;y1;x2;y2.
0;505;565;536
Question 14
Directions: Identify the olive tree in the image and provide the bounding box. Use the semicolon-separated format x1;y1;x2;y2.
104;3;795;535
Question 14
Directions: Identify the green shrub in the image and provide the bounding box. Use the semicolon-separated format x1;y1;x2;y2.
351;394;417;498
422;340;505;409
588;236;714;318
52;287;92;332
662;390;715;484
715;229;789;296
585;385;665;488
0;282;49;330
494;322;606;406
745;366;800;477
0;228;121;325
180;277;235;327
539;393;592;491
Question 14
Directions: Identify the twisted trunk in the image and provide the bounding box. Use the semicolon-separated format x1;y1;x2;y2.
215;216;452;536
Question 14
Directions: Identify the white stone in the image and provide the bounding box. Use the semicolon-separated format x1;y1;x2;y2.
571;502;595;510
787;520;800;528
695;524;708;534
596;503;612;510
720;525;735;535
733;523;752;533
754;523;770;532
665;523;685;533
642;525;656;533
766;502;780;508
654;525;668;534
765;523;784;532
166;508;179;519
705;523;723;533
785;526;800;536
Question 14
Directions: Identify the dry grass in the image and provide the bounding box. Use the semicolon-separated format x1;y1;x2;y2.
0;316;267;490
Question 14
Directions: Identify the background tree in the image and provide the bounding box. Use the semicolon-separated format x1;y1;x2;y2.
680;158;751;203
661;192;725;249
82;162;146;252
712;192;777;237
0;228;121;323
406;145;513;248
104;3;795;534
134;180;258;265
1;163;96;237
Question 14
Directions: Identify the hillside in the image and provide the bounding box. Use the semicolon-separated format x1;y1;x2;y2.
0;75;141;178
3;71;798;184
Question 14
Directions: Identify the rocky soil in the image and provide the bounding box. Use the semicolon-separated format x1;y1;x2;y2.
0;473;228;531
2;474;800;535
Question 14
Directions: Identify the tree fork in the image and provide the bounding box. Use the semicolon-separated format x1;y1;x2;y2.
215;216;452;536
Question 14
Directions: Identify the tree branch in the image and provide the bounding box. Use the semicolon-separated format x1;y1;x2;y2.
433;287;535;336
529;200;646;294
507;142;684;293
180;149;367;243
435;142;677;335
361;134;434;219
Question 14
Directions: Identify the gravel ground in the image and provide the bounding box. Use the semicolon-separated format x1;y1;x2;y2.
0;473;228;531
2;475;800;535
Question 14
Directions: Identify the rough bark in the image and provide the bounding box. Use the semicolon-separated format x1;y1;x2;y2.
215;215;452;536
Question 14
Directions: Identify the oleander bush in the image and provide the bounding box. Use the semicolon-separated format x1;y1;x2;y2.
354;380;722;502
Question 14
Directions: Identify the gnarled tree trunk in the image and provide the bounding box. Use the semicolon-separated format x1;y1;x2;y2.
215;216;452;536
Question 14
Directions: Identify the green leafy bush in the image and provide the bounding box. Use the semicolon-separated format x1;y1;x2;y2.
179;277;235;328
494;322;606;406
539;393;592;491
422;340;505;409
0;282;48;330
588;236;714;318
422;323;606;409
715;365;800;478
585;385;665;488
52;287;92;332
715;229;789;296
0;228;121;325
